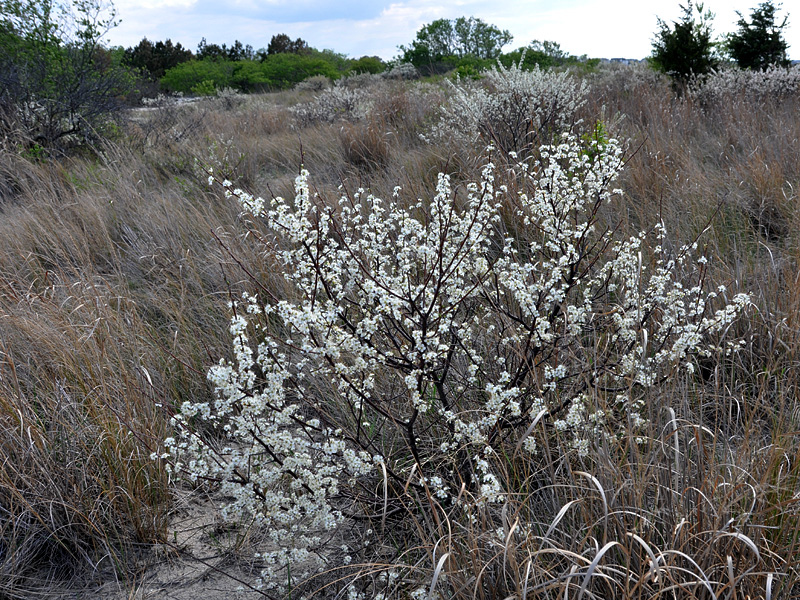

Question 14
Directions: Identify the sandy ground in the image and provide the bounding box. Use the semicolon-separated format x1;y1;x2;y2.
78;490;269;600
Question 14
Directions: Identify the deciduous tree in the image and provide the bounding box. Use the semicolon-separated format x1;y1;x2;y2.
0;0;133;151
399;16;512;72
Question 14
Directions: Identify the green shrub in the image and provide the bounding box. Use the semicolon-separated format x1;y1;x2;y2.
346;55;386;75
161;59;235;93
231;60;270;92
0;0;134;152
190;79;216;96
259;52;340;89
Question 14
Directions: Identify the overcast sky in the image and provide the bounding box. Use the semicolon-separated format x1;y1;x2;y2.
105;0;800;61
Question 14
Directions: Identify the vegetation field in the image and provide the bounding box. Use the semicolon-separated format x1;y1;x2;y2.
2;58;800;599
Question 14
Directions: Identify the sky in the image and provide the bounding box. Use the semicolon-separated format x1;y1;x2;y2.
105;0;800;61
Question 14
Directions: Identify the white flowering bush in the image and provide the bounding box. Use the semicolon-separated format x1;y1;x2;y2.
339;72;384;89
294;74;331;92
290;81;369;125
166;131;749;589
427;60;589;156
381;62;419;81
689;64;800;104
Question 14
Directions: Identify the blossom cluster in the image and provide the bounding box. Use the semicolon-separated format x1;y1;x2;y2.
168;131;748;587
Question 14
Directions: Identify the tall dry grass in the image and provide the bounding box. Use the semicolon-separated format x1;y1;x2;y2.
0;67;799;598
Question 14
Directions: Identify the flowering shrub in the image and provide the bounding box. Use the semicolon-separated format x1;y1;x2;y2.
294;74;331;92
165;132;749;589
290;81;369;125
338;72;384;89
689;64;800;104
426;60;588;155
381;62;419;80
589;61;669;98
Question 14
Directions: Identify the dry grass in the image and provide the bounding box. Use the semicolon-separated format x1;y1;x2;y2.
1;67;800;598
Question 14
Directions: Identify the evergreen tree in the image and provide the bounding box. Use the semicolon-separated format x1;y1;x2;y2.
727;1;790;70
124;37;193;79
265;33;309;56
651;2;719;83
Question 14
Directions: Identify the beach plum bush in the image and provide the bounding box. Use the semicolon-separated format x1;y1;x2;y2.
165;131;749;588
427;59;588;156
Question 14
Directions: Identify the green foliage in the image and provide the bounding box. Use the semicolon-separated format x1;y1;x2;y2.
495;41;600;76
726;1;790;70
451;63;483;81
225;39;254;61
161;53;342;94
346;55;386;75
399;16;512;74
230;60;270;91
190;79;216;96
259;52;341;88
195;37;254;61
18;140;45;160
309;48;351;74
0;0;134;151
651;1;719;83
501;40;569;70
160;59;235;93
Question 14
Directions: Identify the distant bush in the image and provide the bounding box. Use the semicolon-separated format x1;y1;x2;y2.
290;82;368;124
294;74;331;92
161;54;342;94
689;64;800;104
190;79;216;96
229;60;270;92
338;72;383;89
161;60;235;93
382;62;419;80
427;59;588;155
258;52;340;89
346;55;386;75
500;42;601;74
